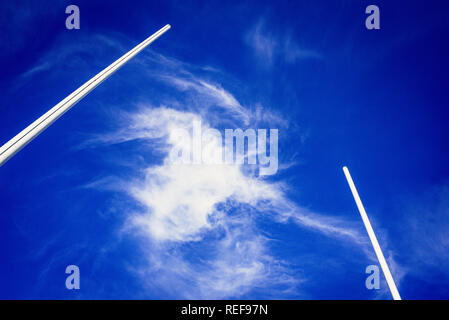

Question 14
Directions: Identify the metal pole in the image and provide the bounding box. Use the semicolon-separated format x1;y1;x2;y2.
0;24;171;167
343;166;401;300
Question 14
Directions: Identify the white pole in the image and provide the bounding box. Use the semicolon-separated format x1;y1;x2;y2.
342;166;401;300
0;24;171;167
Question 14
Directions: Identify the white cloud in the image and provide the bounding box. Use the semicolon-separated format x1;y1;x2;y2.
113;107;280;242
160;75;251;125
42;33;370;298
245;19;322;65
98;105;368;298
132;214;298;299
245;20;276;64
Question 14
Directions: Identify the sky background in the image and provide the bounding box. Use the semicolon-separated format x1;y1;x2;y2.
1;0;449;299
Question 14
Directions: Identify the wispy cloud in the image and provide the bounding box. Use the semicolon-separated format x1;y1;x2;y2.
20;31;370;298
245;19;322;66
398;185;449;273
131;210;300;299
245;20;277;64
88;102;370;298
160;75;251;125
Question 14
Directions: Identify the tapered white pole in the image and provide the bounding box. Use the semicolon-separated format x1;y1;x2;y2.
0;24;171;167
343;166;401;300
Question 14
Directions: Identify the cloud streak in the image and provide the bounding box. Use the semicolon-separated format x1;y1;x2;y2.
21;31;371;298
93;102;369;298
245;19;322;66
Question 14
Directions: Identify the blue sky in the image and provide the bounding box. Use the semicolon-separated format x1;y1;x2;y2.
1;0;449;299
